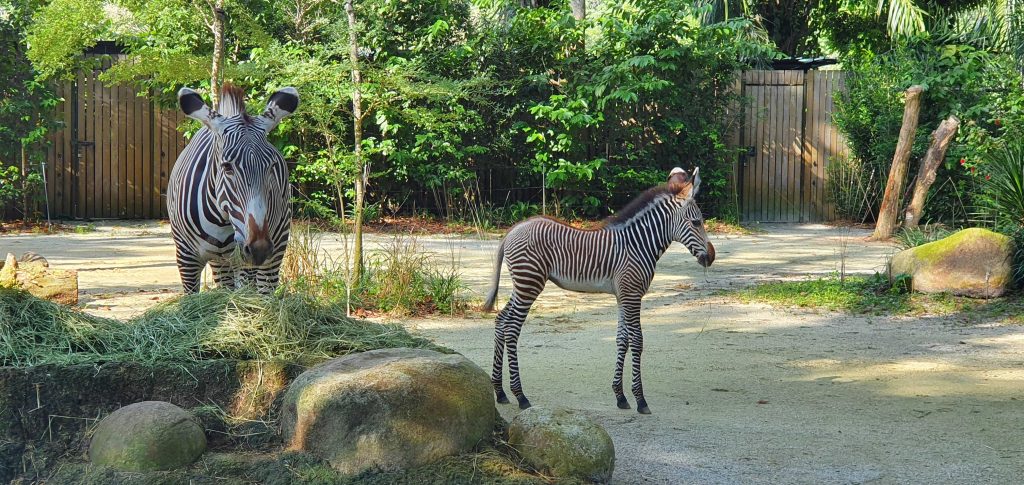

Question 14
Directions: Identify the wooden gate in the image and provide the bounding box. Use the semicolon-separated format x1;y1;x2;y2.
45;55;187;219
738;69;849;222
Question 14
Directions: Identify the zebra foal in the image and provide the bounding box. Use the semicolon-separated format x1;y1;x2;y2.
167;84;298;294
483;167;715;414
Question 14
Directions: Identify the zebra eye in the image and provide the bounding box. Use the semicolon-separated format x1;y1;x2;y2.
691;219;702;226
220;161;235;174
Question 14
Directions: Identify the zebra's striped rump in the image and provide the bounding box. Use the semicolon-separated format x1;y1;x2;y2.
484;167;713;414
167;84;299;294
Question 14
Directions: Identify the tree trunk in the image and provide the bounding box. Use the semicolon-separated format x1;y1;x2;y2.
902;115;960;230
345;0;367;284
210;0;226;109
570;0;585;20
871;85;923;241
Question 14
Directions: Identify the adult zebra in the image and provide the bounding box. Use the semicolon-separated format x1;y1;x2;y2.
483;167;715;414
167;84;299;294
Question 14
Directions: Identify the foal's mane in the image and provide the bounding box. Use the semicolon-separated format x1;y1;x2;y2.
599;185;675;227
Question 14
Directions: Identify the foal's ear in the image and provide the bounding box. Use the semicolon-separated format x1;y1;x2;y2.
178;87;224;131
667;167;693;198
258;87;299;133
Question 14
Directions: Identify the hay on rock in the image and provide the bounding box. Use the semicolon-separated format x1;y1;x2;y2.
0;287;437;367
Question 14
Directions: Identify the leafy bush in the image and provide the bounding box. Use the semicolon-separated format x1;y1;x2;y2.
834;39;1024;224
893;223;953;250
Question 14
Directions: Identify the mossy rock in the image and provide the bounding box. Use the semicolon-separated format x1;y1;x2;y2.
89;401;206;471
508;407;615;484
890;228;1015;298
281;348;496;475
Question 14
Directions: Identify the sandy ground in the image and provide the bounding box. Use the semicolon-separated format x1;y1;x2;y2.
3;223;1024;484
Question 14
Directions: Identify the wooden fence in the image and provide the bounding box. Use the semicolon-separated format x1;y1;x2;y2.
44;55;187;220
24;67;848;222
736;69;851;222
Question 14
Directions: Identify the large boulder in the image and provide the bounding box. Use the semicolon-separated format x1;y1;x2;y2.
508;407;615;483
280;348;496;475
89;401;206;471
889;228;1015;298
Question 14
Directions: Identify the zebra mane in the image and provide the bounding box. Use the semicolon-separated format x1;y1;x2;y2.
600;185;676;227
218;83;249;120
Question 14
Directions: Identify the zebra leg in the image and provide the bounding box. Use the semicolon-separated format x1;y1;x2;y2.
491;308;510;404
505;292;539;410
209;259;237;290
175;249;205;294
623;299;651;414
613;320;631;409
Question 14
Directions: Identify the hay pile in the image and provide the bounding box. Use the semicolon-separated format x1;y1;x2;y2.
0;287;436;367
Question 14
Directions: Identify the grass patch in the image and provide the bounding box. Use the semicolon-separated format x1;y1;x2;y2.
729;273;1024;319
283;227;469;317
0;286;438;367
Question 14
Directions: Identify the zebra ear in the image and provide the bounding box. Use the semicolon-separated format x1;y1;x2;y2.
178;87;222;129
259;87;299;133
691;167;701;197
667;167;693;198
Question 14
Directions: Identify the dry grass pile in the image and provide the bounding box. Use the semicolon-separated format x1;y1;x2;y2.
0;286;436;367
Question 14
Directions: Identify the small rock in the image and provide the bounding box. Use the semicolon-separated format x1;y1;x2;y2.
89;401;206;471
508;406;615;483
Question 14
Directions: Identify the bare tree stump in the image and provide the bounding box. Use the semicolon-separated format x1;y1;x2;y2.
903;115;961;230
871;85;924;241
0;253;78;305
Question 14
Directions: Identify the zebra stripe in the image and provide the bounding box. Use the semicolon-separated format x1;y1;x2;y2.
167;84;298;294
483;167;715;414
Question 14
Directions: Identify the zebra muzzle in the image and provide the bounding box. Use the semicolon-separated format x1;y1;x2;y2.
698;241;716;267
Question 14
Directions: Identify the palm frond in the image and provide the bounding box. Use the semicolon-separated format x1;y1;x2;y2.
878;0;928;38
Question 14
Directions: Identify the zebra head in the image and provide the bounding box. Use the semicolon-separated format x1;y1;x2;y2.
177;84;299;266
667;167;716;268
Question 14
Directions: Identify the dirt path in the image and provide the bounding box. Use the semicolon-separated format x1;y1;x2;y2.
4;223;1024;484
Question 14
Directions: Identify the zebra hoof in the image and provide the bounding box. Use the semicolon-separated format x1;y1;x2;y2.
517;397;532;409
495;390;510;404
636;399;651;415
616;396;631;409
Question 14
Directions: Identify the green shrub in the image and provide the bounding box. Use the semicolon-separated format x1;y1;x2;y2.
834;40;1024;224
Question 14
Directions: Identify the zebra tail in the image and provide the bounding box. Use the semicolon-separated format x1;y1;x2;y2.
481;238;506;312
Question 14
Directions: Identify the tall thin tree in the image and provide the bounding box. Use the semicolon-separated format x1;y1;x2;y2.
345;0;368;283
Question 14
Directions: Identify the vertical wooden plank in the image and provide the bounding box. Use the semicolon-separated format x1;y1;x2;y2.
85;60;96;218
142;94;152;217
758;71;770;222
770;71;778;222
110;61;121;218
123;81;134;218
104;57;114;218
804;71;818;221
775;72;786;222
136;91;145;218
821;71;832;221
741;75;754;221
158;107;170;219
791;72;804;222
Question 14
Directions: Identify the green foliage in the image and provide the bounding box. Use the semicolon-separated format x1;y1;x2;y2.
833;38;1024;224
18;0;775;225
893;223;953;249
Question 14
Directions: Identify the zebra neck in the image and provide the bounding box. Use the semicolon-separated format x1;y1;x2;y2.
613;198;674;262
